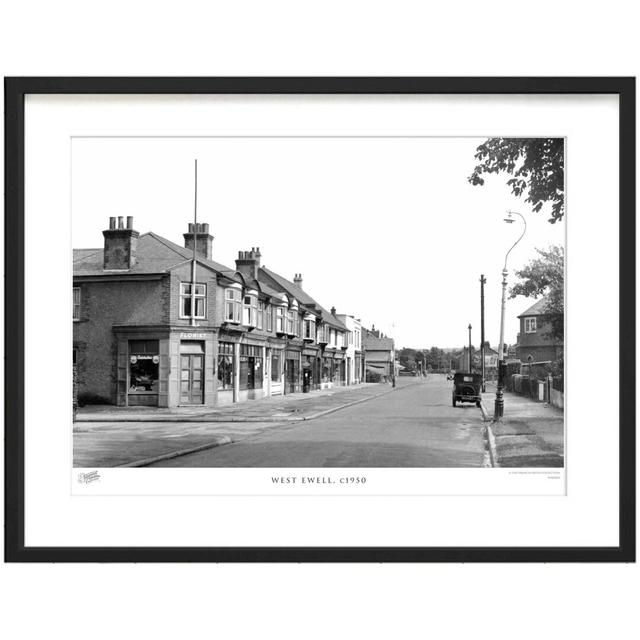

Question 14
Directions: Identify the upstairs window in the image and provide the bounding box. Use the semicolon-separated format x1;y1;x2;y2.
524;317;537;333
266;304;273;332
275;306;285;333
286;309;295;335
225;288;242;323
243;294;258;326
303;318;315;339
257;300;264;330
73;287;81;321
180;283;206;319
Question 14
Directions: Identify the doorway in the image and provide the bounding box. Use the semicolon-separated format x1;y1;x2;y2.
180;341;204;404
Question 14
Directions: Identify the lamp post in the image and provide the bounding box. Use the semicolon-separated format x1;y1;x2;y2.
494;210;527;420
468;324;472;372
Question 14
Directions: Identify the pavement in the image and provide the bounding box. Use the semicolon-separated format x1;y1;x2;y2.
76;382;400;423
479;382;564;467
74;379;423;467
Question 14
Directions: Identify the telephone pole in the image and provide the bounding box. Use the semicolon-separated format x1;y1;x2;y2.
480;274;486;391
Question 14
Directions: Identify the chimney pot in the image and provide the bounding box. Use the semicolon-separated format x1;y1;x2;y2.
103;217;139;270
183;220;214;259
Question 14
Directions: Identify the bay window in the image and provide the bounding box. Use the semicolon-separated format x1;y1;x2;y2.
224;288;242;323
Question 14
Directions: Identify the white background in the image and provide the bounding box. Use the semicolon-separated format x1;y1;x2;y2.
1;2;638;640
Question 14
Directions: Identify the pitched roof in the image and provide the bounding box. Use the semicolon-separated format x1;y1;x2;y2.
517;297;551;318
364;336;395;350
73;232;240;279
259;267;348;331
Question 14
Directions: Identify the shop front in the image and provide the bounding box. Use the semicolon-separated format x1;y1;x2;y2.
239;343;264;401
268;345;284;396
302;346;321;392
334;351;346;386
321;350;335;389
284;348;301;394
217;341;236;405
115;326;216;408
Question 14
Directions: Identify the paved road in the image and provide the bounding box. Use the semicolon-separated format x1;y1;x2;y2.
149;375;489;467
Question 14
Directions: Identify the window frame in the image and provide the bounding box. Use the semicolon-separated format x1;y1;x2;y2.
179;282;207;320
224;287;242;324
524;317;537;333
72;286;81;321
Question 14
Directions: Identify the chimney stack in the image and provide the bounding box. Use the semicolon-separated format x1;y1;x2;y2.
235;247;262;280
293;273;303;289
331;306;336;315
103;216;139;270
183;222;214;260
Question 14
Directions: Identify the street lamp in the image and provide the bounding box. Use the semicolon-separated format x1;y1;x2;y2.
494;210;527;420
468;324;472;372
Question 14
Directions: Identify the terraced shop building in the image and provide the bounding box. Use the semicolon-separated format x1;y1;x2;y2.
73;217;349;408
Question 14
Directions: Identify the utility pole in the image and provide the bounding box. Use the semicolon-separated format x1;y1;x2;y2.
468;324;472;373
190;159;198;327
480;274;486;391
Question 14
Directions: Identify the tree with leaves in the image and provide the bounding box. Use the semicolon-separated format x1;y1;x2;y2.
468;138;564;223
510;245;564;340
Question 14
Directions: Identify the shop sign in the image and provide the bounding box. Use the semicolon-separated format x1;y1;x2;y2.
180;332;207;340
131;354;156;363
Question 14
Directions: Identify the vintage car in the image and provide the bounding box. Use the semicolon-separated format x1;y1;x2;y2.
452;372;482;407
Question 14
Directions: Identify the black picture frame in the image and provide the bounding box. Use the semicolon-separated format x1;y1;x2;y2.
4;76;635;563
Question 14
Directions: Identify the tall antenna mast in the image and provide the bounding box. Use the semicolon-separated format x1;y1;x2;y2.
190;159;198;327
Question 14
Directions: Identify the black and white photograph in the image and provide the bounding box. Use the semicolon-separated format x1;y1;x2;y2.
72;136;565;472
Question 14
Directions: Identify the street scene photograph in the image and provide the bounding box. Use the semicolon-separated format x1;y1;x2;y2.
72;135;565;470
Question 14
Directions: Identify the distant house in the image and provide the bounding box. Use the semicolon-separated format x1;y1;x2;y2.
473;341;499;374
363;328;395;381
515;296;563;364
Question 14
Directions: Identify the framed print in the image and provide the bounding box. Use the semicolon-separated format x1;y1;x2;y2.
5;77;635;562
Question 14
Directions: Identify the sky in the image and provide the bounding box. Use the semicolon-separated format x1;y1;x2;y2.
72;136;565;350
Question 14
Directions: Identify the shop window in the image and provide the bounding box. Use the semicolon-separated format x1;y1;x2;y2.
129;340;159;394
217;342;235;390
180;283;206;319
239;357;249;390
225;288;242;323
73;287;81;321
